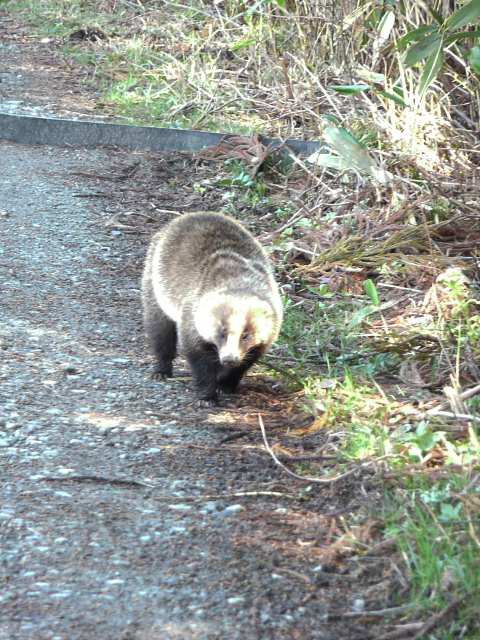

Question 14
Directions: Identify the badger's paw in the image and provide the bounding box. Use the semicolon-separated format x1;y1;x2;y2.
151;364;173;381
151;372;168;381
196;395;219;408
217;383;238;396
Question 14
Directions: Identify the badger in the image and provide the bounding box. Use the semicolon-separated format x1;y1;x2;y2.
141;211;283;406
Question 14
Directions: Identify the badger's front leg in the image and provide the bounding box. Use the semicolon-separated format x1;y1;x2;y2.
179;312;220;405
217;344;265;394
184;343;220;406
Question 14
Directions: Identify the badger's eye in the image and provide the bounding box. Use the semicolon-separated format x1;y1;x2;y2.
241;332;249;342
219;329;228;341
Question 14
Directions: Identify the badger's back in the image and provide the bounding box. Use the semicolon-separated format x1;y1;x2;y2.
147;212;281;324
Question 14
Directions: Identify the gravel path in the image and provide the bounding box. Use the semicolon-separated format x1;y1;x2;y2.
0;143;344;640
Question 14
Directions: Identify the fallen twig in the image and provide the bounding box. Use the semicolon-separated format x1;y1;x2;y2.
276;452;338;462
427;410;479;421
340;603;422;619
219;430;249;444
39;475;297;500
427;383;480;415
105;211;162;230
410;596;463;640
38;475;155;488
258;414;401;484
151;490;297;501
73;192;113;198
372;622;425;640
261;359;304;385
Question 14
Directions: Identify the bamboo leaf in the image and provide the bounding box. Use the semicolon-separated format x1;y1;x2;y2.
378;90;408;107
444;0;480;31
397;25;440;51
247;0;285;15
364;279;380;306
309;126;377;175
378;10;395;40
330;84;370;95
324;126;376;173
231;40;256;50
356;69;385;83
392;86;405;98
332;126;369;151
445;29;480;43
418;47;445;97
321;114;342;125
428;6;444;25
470;46;480;74
404;31;443;66
348;305;375;329
307;153;349;171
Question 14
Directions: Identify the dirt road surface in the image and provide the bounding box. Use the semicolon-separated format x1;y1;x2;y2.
0;14;393;640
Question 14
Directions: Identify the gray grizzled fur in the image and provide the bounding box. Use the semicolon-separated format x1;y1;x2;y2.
141;211;283;406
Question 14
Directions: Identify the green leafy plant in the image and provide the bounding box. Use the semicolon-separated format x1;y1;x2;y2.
392;475;480;637
436;268;480;373
396;420;445;463
397;0;480;96
247;0;285;14
348;279;392;329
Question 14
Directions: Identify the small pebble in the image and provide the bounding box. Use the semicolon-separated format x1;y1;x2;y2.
220;504;244;516
167;504;192;511
62;364;78;375
168;526;187;534
352;598;366;612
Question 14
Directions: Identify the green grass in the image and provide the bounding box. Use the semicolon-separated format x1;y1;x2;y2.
388;474;480;638
7;0;118;33
278;291;400;380
7;0;269;132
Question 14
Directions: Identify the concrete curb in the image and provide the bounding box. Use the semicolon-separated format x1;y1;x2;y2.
0;113;320;155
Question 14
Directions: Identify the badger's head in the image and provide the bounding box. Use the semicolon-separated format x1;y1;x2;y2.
194;293;279;367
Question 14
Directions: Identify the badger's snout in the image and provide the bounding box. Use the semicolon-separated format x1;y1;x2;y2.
220;354;241;368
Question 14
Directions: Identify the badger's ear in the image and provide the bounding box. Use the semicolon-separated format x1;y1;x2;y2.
248;299;274;322
193;293;225;343
244;301;276;344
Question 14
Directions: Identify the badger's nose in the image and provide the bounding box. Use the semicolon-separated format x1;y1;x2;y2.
220;355;239;368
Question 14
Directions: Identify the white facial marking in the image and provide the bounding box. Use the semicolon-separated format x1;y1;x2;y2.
194;294;276;355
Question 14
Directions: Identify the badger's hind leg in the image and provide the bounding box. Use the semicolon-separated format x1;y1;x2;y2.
144;304;177;379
